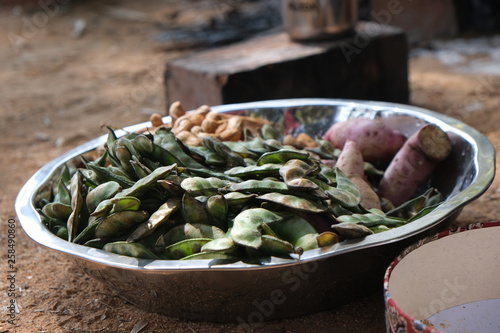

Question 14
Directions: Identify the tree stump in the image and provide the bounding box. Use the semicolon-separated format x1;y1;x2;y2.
165;22;409;111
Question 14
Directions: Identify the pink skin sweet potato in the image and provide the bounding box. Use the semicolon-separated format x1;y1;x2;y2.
323;118;406;162
378;124;452;207
336;140;382;210
335;140;364;176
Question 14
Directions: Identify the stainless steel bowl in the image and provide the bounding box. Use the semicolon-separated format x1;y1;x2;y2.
15;99;495;323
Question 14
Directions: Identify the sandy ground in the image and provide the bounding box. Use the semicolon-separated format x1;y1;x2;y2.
1;1;499;332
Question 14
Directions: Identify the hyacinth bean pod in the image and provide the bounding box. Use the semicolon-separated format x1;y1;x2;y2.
201;236;237;254
84;158;135;188
131;134;154;157
256;193;328;213
256;149;309;166
67;171;84;242
279;159;319;190
54;177;72;206
224;163;281;178
42;202;73;221
230;208;290;249
85;181;121;213
127;197;181;242
161;238;213;259
103;241;158;260
109;196;141;213
37;120;444;263
260;235;298;256
206;195;229;229
163;223;226;245
95;210;149;239
202;136;246;168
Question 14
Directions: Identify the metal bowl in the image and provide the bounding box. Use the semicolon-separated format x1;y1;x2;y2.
15;99;495;323
281;0;359;41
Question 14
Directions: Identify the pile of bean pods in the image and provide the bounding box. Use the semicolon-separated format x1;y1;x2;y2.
36;122;442;262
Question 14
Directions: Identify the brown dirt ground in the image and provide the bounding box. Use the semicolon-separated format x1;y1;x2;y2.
1;1;499;332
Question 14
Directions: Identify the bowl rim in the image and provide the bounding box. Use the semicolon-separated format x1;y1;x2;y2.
383;221;500;333
15;98;496;271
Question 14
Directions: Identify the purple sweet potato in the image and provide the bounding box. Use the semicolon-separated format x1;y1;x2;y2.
336;140;382;210
323;118;406;162
378;124;452;206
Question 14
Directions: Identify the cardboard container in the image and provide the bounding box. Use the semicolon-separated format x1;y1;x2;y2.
385;221;500;333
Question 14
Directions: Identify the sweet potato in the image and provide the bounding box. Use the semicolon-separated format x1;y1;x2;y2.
323;118;406;162
336;140;364;177
378;124;452;206
336;140;381;210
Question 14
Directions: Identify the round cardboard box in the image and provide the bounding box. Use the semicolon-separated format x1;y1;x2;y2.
384;221;500;333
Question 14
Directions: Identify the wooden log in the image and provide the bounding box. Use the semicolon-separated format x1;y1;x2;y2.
165;22;409;111
371;0;458;45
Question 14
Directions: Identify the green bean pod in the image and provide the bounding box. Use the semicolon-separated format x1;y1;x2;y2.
181;194;209;224
86;181;121;213
256;192;328;213
180;177;228;196
224;163;281;178
103;241;158;260
95;210;149;239
132;134;154;157
127;197;181;242
331;222;374;239
206;195;228;229
117;164;177;198
67;171;85;242
42;202;73;221
230;208;289;249
161;238;213;259
163;223;226;245
110;196;141;213
256;149;309;166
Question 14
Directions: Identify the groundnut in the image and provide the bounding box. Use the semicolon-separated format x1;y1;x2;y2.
282;134;296;146
194;104;211;116
214;121;228;135
242;116;270;137
149;113;164;127
217;116;244;141
172;118;195;134
201;112;225;133
176;130;202;146
295;133;318;149
190;125;203;135
169;101;186;126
